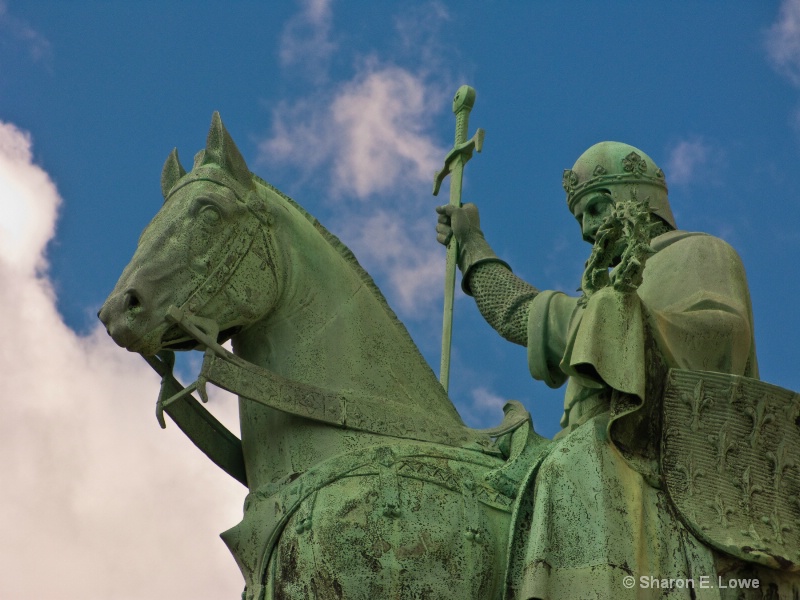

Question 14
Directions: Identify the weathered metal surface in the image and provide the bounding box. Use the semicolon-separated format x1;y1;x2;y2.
99;109;800;598
99;112;519;598
437;140;800;598
221;443;514;599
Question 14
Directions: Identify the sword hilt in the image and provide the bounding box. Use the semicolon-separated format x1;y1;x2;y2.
453;85;476;146
432;86;484;197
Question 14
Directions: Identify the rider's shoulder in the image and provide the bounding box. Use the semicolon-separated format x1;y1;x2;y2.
652;230;736;254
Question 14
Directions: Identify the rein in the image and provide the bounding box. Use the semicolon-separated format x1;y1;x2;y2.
152;306;523;452
142;174;531;477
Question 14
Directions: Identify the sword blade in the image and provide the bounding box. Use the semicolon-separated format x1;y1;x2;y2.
440;154;466;392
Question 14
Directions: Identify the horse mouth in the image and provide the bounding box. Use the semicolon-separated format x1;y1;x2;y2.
158;323;200;351
109;323;191;355
160;337;201;352
159;324;241;352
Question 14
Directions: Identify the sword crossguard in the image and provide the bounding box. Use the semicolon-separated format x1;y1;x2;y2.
432;129;485;196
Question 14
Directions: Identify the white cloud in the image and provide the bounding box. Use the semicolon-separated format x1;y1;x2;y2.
457;385;509;428
665;137;711;185
336;209;444;315
0;0;52;64
330;67;445;197
259;4;455;316
393;2;450;56
472;386;507;413
0;122;59;274
766;0;800;86
260;63;446;199
278;0;336;83
259;65;449;315
0;120;245;599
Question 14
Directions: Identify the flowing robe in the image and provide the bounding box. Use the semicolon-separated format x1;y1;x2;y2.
504;231;795;599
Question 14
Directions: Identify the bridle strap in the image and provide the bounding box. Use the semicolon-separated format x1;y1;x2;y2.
178;212;260;317
143;349;248;487
159;306;496;450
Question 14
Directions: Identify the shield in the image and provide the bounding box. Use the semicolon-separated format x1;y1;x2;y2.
662;369;800;571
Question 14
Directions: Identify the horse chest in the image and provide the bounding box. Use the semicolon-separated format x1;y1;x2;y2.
238;401;387;489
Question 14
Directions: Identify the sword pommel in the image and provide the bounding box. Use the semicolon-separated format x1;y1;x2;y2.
453;85;476;113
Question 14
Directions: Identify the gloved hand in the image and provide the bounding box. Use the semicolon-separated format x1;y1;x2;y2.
435;202;483;247
436;203;509;294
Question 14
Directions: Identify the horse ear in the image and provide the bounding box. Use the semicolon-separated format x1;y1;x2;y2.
192;150;206;170
161;148;186;199
202;112;254;189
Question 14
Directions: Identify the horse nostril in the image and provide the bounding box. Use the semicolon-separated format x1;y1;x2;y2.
124;289;143;312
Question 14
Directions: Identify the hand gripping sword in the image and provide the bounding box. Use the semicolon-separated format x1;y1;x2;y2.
433;85;485;393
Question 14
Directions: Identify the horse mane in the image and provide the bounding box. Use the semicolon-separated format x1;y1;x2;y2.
252;174;427;357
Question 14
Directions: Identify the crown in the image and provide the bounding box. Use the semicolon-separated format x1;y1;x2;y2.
564;151;667;211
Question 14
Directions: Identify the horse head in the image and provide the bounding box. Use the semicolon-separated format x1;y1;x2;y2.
101;110;496;494
99;113;282;356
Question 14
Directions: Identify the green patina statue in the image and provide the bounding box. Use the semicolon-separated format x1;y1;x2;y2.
99;105;800;598
99;112;540;599
437;140;800;598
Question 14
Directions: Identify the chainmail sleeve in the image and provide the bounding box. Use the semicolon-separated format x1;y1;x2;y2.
465;261;538;346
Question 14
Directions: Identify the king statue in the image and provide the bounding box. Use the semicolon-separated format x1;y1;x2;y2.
436;141;800;599
101;107;800;598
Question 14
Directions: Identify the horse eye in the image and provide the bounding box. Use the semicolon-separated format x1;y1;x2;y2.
199;205;221;224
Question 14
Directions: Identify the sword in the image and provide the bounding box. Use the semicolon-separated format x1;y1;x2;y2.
433;85;485;393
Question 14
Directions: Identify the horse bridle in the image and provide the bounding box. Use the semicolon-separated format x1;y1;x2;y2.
159;171;274;347
142;175;529;469
143;172;274;418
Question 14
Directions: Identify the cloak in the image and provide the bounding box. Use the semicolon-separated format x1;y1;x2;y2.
509;232;797;599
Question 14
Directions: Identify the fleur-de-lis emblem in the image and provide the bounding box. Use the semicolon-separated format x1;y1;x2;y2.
736;466;764;515
681;379;712;432
766;439;797;491
745;394;775;448
785;393;800;425
708;423;737;475
708;493;735;528
663;426;682;447
622;151;648;175
723;379;743;406
676;455;705;497
562;169;579;193
740;522;763;544
761;508;792;546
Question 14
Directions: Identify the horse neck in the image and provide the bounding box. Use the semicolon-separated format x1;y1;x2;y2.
232;188;462;425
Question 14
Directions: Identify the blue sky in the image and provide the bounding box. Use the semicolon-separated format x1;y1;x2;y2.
2;1;800;598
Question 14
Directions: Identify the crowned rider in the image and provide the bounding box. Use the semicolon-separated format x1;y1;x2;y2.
436;141;796;599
